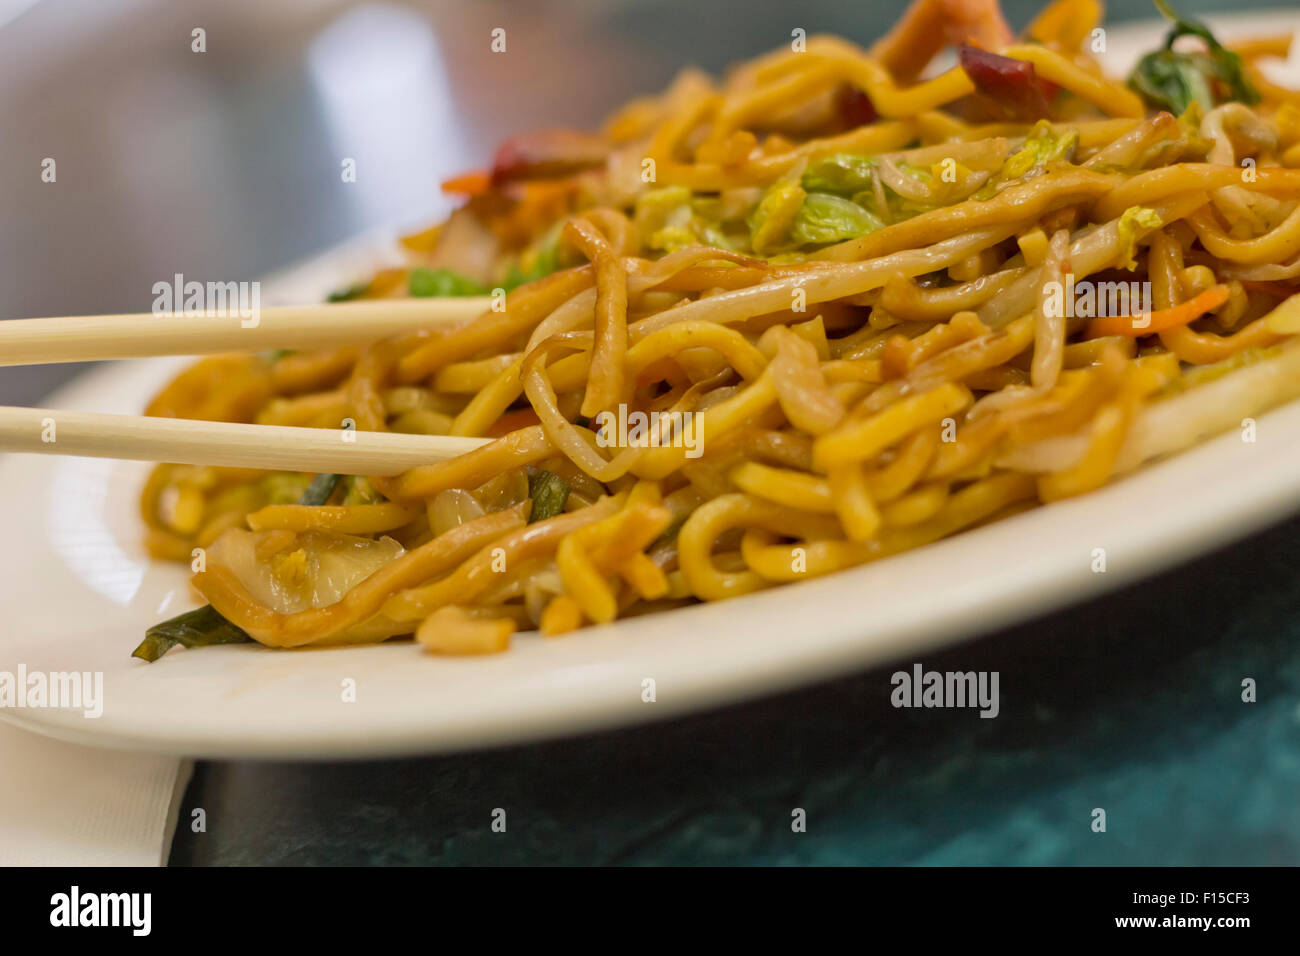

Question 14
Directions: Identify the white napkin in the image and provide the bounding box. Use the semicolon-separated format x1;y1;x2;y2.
0;721;192;866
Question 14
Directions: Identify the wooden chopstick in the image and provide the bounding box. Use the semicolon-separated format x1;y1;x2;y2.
0;406;490;475
0;297;492;367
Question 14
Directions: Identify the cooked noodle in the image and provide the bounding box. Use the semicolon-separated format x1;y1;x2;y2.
137;0;1300;656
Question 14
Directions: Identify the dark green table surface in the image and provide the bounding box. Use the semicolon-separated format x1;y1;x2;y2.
160;0;1300;867
170;507;1300;865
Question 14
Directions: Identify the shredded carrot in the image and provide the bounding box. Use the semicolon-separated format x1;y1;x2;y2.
1085;285;1230;338
441;170;492;196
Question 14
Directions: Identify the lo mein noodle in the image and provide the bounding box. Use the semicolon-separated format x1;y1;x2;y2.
136;0;1300;658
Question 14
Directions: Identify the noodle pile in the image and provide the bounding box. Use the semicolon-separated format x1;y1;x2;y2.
138;0;1300;656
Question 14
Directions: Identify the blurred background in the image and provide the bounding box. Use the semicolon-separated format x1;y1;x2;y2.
0;0;1239;404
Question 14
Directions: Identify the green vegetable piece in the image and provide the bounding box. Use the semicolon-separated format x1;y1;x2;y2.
527;469;571;523
650;225;701;253
1001;124;1079;180
299;472;341;506
342;475;384;505
634;186;693;235
1131;51;1216;115
262;472;313;505
749;179;807;254
791;193;884;245
973;124;1078;200
131;605;252;663
801;154;879;195
505;222;564;290
1128;0;1259;115
408;267;488;298
1117;206;1165;270
327;280;369;303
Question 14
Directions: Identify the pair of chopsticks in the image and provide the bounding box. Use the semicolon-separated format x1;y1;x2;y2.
0;298;494;475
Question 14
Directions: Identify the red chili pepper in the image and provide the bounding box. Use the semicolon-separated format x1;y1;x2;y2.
958;45;1057;122
834;84;879;129
489;128;608;187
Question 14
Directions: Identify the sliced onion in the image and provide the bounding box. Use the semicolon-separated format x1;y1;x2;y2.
429;488;487;537
474;466;531;512
877;156;934;202
207;528;404;615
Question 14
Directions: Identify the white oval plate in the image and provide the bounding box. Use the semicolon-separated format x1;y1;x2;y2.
3;13;1299;758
